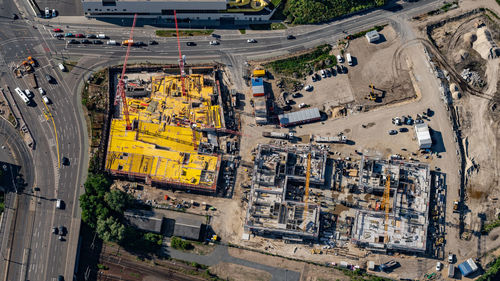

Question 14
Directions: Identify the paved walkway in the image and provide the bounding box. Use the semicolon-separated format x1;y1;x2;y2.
165;245;300;281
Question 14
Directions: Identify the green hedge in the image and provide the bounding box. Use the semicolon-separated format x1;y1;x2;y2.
284;0;388;24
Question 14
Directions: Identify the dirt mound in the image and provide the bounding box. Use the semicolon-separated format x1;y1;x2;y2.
473;27;500;60
463;32;477;46
453;49;470;63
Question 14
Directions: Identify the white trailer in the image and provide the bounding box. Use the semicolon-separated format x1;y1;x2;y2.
346;53;353;66
14;87;30;104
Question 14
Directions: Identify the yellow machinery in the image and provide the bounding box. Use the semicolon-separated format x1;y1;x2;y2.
368;84;377;101
381;174;391;242
303;151;312;229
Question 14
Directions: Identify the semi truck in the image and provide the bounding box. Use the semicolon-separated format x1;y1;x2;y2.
262;131;294;140
314;135;347;143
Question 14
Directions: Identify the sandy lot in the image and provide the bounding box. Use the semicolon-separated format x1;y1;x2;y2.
210;262;272;281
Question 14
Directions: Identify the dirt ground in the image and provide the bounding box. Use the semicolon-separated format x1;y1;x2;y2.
210;262;272;281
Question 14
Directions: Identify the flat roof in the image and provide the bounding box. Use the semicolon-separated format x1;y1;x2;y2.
415;123;432;144
278;108;321;126
365;30;380;38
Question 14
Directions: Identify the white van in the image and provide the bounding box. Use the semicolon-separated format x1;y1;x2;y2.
107;40;117;45
58;63;66;72
346;53;353;66
337;54;343;63
97;34;106;39
56;199;62;209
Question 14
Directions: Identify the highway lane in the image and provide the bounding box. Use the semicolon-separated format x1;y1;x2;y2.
0;3;88;280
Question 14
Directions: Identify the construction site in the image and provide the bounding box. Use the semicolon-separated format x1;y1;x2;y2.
244;144;327;241
105;70;225;194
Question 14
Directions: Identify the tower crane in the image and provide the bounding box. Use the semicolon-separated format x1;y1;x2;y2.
382;174;391;242
114;13;138;130
173;10;187;98
302;147;312;231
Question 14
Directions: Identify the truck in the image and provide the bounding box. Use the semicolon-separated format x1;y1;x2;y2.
448;265;455;278
122;39;134;46
262;131;294;140
27;73;38;88
14;87;30;105
314;135;347;143
97;33;106;39
346;53;353;66
107;40;117;45
379;260;398;273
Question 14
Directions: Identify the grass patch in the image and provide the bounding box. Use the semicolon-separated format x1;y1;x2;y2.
478;255;500;281
347;24;385;40
271;22;287;30
265;44;337;78
239;29;246;34
156;29;214;37
0;192;4;214
63;61;77;72
170;236;194;251
483;218;500;233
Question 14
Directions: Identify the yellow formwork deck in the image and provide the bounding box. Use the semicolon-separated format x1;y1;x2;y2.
106;74;222;190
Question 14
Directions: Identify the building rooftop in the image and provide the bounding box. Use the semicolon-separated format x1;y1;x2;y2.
124;210;164;233
106;74;222;192
173;217;203;241
278;108;321;127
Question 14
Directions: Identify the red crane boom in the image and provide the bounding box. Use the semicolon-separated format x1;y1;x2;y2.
115;13;138;130
174;10;187;97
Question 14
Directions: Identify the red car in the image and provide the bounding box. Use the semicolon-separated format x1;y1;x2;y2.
53;28;63;32
75;34;84;38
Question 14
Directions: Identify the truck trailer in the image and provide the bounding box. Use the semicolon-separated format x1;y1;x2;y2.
262;131;294;140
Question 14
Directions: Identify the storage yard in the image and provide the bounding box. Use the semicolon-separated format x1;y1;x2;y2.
95;3;500;280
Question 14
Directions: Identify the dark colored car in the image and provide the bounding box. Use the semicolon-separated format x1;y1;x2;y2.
81;39;91;44
58;275;64;281
336;65;342;74
149;40;158;45
86;34;96;38
286;35;296;40
399;127;408;133
186;42;196;46
388;130;398;135
62;157;70;166
12;13;18;20
93;40;103;44
58;226;66;236
67;39;79;44
135;41;146;46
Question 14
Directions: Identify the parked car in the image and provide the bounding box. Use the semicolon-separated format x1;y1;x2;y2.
53;33;63;39
45;74;54;83
64;33;74;37
399;127;408;133
44;7;50;18
388;130;398;135
52;9;57;17
436;262;442;271
186;42;196;46
304;85;313;91
52;227;58;234
81;39;91;44
448;254;454;263
86;34;96;38
247;38;257;43
75;33;84;38
38;87;44;95
299;103;307;108
67;39;78;44
42;95;50;104
53;28;63;32
135;41;146;46
337;54;344;63
209;40;219;45
58;226;66;236
93;40;103;44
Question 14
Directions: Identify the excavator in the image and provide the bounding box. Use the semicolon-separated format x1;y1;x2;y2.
14;56;37;77
367;84;384;101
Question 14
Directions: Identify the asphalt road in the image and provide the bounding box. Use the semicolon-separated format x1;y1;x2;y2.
0;1;88;281
0;0;442;280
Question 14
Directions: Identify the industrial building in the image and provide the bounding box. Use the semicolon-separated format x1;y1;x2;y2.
82;0;278;23
414;123;432;149
352;157;431;253
244;144;327;241
365;30;380;43
278;108;321;127
105;73;223;193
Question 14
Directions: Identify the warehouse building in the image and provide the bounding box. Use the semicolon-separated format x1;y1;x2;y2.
81;0;278;23
414;123;432;149
278;108;321;127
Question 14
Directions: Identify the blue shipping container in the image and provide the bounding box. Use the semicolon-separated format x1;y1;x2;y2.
251;78;263;87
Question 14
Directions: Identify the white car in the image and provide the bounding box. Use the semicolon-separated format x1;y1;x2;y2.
247;39;257;43
448;254;454;263
38;87;44;95
209;40;219;45
337;54;343;63
44;7;50;18
52;9;57;17
436;262;442;271
299;103;307;108
24;89;33;98
42;95;50;104
304;85;313;91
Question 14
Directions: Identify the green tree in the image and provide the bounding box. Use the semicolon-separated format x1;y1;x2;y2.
79;173;113;228
96;216;125;242
104;190;131;213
